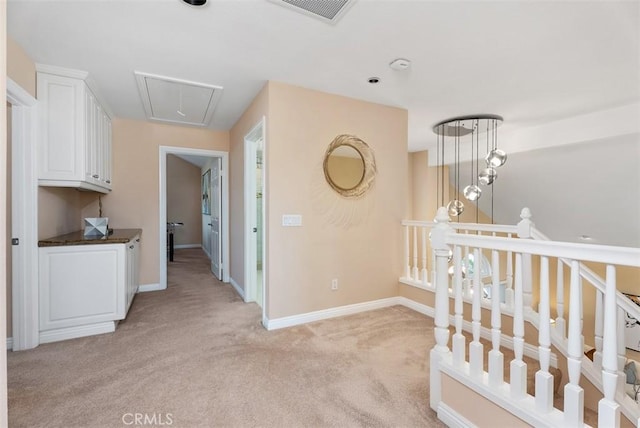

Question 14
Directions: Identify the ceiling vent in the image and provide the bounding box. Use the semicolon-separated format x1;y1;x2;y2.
134;71;223;127
268;0;355;24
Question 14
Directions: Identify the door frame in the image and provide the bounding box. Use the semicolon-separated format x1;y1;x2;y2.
209;157;222;280
244;117;266;320
7;78;39;350
158;146;229;289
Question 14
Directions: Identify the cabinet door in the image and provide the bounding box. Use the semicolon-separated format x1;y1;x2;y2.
39;244;126;330
125;236;140;314
84;90;100;185
37;73;86;181
102;112;112;189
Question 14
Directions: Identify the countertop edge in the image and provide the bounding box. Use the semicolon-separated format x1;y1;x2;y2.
38;229;142;247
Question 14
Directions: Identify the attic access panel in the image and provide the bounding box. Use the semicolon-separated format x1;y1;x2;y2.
269;0;355;24
134;71;223;127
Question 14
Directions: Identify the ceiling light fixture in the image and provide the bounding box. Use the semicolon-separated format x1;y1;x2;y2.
368;77;380;84
389;58;411;71
182;0;207;6
433;115;507;222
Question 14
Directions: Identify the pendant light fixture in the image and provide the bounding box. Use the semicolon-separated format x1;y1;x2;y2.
433;115;507;221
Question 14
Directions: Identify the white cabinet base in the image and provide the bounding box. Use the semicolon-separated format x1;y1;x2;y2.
38;232;140;344
39;321;117;344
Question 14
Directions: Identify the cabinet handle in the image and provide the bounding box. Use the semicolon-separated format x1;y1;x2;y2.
93;174;99;179
106;180;111;184
129;245;134;249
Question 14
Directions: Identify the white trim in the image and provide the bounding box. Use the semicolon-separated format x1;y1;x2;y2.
173;244;202;249
137;283;163;293
229;277;245;300
39;322;116;344
7;78;39;351
5;338;12;351
159;146;230;290
397;296;435;317
437;402;478;428
244;117;266;315
265;297;400;331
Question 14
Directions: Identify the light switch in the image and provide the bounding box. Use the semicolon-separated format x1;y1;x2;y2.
282;214;302;227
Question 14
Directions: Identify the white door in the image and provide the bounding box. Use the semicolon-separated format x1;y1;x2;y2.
210;158;222;280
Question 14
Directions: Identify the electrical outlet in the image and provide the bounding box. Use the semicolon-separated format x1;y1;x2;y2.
331;279;338;290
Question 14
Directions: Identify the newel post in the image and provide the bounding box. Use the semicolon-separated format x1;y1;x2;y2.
517;207;534;312
429;207;453;411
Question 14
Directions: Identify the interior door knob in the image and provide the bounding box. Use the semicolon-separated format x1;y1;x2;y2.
253;227;257;232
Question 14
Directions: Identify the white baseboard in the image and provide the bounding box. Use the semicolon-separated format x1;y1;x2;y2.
174;244;202;249
229;277;245;300
39;322;116;344
437;402;478;428
6;337;13;350
137;283;164;293
262;293;557;367
264;297;401;331
397;296;435;317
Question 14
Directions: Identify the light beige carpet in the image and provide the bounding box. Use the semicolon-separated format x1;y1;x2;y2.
8;249;444;428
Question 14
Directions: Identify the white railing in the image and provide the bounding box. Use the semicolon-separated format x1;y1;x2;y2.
404;207;640;427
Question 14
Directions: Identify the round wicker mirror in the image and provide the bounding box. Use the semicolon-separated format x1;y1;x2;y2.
323;135;376;198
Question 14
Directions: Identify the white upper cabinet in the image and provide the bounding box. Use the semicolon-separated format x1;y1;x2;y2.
37;64;113;193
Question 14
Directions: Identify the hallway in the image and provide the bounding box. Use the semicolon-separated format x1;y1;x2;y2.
7;249;441;427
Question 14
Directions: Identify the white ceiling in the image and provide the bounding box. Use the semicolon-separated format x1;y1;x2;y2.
7;0;640;247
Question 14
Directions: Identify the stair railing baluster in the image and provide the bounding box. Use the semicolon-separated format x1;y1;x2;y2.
535;256;553;413
421;226;428;286
452;245;465;367
564;260;584;427
412;226;419;281
556;261;566;338
488;249;503;388
510;252;527;399
594;289;604;370
469;247;484;378
598;265;620;427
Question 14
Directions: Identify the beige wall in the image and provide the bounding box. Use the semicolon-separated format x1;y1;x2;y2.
7;36;35;99
229;83;269;294
166;155;202;247
38;188;87;239
265;81;408;319
442;374;531;427
80;119;229;285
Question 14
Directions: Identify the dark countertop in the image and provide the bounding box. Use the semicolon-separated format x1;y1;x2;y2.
38;229;142;247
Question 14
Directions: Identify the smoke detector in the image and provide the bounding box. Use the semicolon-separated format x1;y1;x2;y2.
389;58;411;71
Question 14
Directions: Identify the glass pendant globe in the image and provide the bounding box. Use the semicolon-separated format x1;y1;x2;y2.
478;168;497;185
463;184;482;201
447;199;464;217
485;149;507;168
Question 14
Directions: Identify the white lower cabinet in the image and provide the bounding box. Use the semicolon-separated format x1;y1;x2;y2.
38;234;140;343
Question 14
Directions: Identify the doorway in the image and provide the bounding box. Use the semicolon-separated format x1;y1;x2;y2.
158;146;229;290
7;79;38;351
244;118;266;315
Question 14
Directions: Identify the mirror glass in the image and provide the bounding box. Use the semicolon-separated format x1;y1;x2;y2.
326;145;365;190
